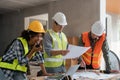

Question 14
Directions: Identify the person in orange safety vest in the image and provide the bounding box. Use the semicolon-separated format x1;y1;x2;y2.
78;21;111;71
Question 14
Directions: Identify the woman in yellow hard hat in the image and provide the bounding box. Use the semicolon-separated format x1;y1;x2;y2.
0;20;52;80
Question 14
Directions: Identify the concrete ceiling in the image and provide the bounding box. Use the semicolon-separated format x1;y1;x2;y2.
0;0;58;14
1;0;119;15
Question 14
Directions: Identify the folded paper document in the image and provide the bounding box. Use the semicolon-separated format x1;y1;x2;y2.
63;44;90;59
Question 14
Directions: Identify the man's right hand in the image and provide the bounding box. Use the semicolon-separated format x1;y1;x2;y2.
80;58;86;67
60;50;70;56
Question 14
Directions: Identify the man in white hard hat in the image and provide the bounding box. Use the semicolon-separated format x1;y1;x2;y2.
43;12;69;73
78;21;111;72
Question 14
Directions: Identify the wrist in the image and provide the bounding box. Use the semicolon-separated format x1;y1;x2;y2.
100;70;104;73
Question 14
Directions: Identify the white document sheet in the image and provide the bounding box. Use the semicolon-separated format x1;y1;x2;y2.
65;65;80;76
72;71;117;80
63;44;90;59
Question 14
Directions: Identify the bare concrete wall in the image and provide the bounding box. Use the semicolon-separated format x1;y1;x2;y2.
0;4;49;55
48;0;100;37
0;0;100;56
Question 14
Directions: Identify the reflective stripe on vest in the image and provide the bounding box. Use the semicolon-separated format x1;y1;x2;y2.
0;37;28;72
18;37;29;55
82;32;105;69
44;58;63;62
44;29;68;67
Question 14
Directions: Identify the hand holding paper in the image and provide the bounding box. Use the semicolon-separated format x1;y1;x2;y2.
61;50;70;56
63;44;90;59
51;49;69;56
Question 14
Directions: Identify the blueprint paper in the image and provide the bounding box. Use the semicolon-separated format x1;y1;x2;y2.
72;71;117;80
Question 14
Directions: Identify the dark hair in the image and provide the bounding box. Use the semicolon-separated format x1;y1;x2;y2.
3;30;43;54
54;21;59;25
21;30;44;41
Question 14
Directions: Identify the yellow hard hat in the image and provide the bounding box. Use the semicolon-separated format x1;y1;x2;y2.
28;20;45;33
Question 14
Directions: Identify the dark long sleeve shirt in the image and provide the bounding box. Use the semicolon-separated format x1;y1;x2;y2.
1;39;44;80
78;33;111;70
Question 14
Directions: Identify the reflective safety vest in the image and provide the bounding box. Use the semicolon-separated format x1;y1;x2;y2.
82;32;105;69
44;29;68;67
0;37;29;72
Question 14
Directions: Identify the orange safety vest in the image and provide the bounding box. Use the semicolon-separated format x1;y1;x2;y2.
82;32;105;69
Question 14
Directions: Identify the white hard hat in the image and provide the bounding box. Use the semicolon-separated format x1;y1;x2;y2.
52;12;67;26
91;21;105;36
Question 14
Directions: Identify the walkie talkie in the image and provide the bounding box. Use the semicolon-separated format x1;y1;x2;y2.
35;43;40;48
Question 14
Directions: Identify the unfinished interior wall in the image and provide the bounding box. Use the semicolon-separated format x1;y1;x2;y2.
49;0;100;37
0;0;100;56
